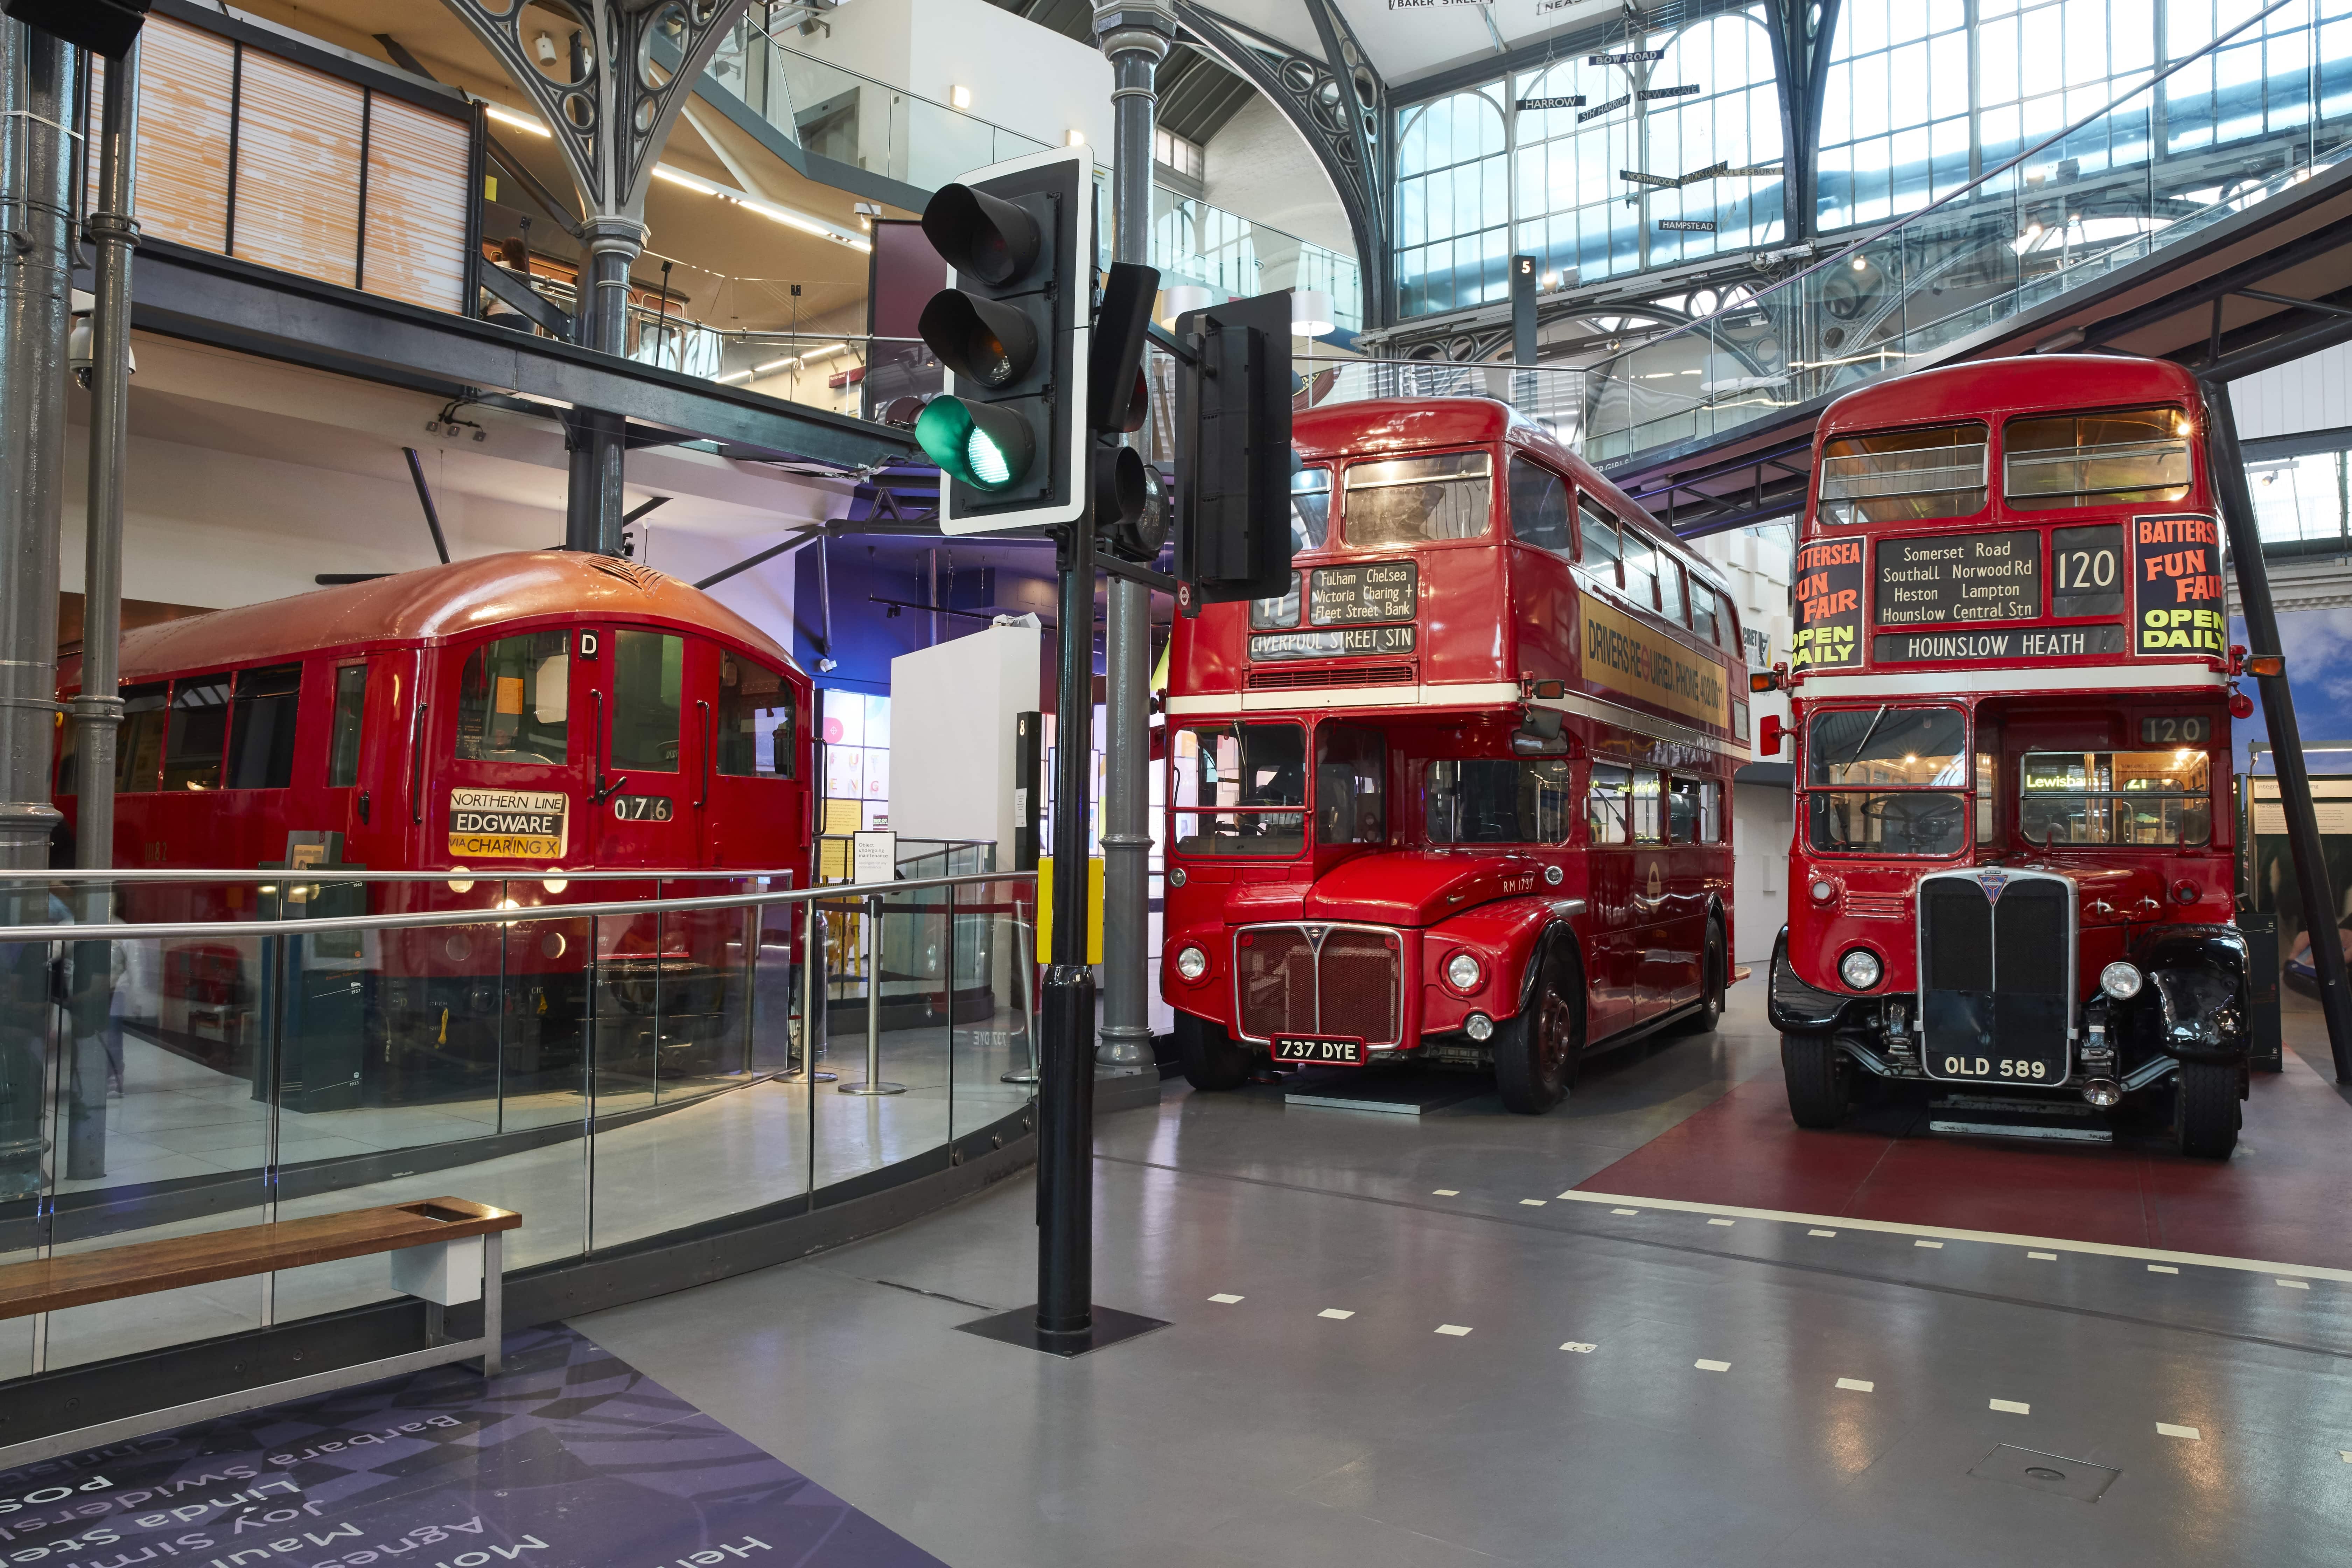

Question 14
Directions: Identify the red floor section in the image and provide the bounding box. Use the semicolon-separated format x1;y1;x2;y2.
1576;1050;2352;1269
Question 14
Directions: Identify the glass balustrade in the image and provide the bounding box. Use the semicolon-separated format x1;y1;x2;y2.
1581;2;2352;466
0;869;1033;1379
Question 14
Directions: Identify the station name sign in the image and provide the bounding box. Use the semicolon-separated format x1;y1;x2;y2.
449;787;567;861
1309;561;1418;624
1251;625;1418;661
1579;589;1729;728
1875;625;2128;662
2133;514;2227;655
1517;94;1587;110
1792;537;1864;671
1875;529;2039;624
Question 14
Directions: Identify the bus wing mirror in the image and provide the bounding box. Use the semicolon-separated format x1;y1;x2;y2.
1758;713;1785;757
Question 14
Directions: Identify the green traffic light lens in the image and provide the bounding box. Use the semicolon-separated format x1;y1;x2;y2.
916;396;1033;492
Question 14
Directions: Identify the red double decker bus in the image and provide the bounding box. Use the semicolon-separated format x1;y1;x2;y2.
1160;398;1746;1112
1764;355;2254;1156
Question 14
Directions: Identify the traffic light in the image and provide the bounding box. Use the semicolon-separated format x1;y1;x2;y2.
1173;291;1294;609
916;147;1091;535
1090;259;1165;564
4;0;149;55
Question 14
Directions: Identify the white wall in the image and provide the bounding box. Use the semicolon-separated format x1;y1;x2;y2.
1731;780;1792;966
1200;94;1354;258
886;623;1040;855
2232;339;2352;441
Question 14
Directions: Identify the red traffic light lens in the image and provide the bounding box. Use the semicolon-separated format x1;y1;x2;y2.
921;183;1041;286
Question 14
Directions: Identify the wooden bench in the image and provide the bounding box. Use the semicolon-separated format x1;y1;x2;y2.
0;1198;518;1468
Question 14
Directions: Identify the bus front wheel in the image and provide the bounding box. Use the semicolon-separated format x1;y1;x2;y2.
2174;1060;2241;1160
1176;1011;1253;1092
1782;1032;1849;1129
1494;933;1584;1115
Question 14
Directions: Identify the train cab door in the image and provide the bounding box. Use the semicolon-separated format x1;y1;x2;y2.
701;642;800;871
441;630;589;871
325;654;401;866
582;625;701;870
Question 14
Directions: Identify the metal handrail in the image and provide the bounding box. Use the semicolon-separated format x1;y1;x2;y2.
20;867;807;882
0;869;1031;943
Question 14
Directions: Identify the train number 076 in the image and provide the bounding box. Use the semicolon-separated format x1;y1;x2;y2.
1943;1056;2047;1079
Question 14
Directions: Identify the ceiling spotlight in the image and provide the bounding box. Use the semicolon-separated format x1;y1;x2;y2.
1850;254;1869;271
533;31;558;66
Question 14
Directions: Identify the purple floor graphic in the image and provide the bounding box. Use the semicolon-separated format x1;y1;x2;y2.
0;1325;949;1568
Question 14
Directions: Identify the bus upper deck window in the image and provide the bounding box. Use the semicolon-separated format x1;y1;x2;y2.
2004;406;2191;510
162;675;230;791
227;663;302;790
1622;531;1660;611
116;681;167;794
716;653;796;779
1506;457;1572;551
1291;466;1332;550
456;632;570;765
613;630;684;771
1578;499;1621;585
328;664;367;788
1343;451;1491;547
1818;421;1989;525
1690;580;1722;645
1658;559;1686;624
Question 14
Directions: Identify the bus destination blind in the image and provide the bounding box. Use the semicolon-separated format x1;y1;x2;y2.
1309;562;1417;624
1874;530;2040;625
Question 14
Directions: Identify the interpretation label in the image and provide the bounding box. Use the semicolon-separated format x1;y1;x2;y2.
1309;561;1418;624
1251;625;1417;661
1579;589;1729;728
2132;513;2227;656
448;787;567;860
1874;529;2041;624
1875;625;2127;662
1791;536;1865;671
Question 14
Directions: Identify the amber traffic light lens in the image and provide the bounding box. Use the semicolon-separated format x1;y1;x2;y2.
919;290;1036;390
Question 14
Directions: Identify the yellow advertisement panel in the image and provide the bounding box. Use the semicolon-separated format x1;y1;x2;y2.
1577;590;1730;730
1035;855;1104;965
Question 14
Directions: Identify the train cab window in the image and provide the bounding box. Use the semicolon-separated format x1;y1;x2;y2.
1818;421;1988;525
2003;406;2191;510
2019;749;2211;846
1173;722;1306;856
1426;758;1571;845
327;664;367;788
716;653;796;778
456;632;569;764
226;663;301;790
1667;776;1702;842
1690;580;1722;644
117;681;166;793
1343;451;1491;547
1806;705;1969;856
1621;531;1660;611
1587;763;1631;844
612;631;684;771
1315;725;1387;845
1659;560;1686;625
1632;768;1664;843
162;676;230;791
1577;499;1621;586
1291;465;1332;549
1506;457;1572;551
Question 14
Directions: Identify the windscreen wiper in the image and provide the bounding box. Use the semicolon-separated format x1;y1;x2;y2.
1838;705;1891;769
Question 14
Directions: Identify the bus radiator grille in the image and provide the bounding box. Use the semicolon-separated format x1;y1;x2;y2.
1318;931;1402;1046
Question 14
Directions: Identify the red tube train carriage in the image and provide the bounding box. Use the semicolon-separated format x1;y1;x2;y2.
54;552;814;1109
1161;398;1745;1112
1764;356;2252;1156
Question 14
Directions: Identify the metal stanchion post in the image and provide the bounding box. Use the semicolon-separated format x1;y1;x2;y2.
785;900;835;1084
840;891;904;1094
1002;913;1040;1085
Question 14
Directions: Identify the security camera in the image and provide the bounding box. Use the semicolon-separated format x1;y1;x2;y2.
68;295;133;390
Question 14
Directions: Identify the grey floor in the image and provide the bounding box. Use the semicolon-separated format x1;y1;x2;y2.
575;984;2352;1567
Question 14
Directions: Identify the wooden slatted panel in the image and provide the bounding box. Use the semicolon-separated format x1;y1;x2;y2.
361;96;472;313
131;17;234;254
230;51;364;289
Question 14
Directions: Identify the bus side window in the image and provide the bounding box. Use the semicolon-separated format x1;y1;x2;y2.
117;681;167;793
328;664;368;788
1666;776;1701;842
1690;580;1722;644
1659;561;1686;625
1587;762;1631;844
1576;498;1620;586
1622;532;1660;612
1632;768;1664;843
1506;456;1572;551
227;663;302;789
163;675;231;791
1700;779;1722;842
716;652;796;779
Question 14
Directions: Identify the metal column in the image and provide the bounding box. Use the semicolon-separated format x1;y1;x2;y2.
0;20;78;874
1093;1;1174;1070
562;222;640;556
2205;379;2352;1081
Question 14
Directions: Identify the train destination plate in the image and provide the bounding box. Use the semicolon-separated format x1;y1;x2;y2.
1273;1035;1368;1067
1310;562;1417;624
1251;625;1417;660
1874;528;2041;625
448;787;567;860
1875;624;2127;662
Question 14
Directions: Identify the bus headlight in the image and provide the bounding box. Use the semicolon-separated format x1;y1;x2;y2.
1175;945;1208;982
1839;948;1883;990
2099;961;2143;1001
1445;951;1483;992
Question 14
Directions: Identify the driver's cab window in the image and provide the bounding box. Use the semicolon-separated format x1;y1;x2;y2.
612;630;683;771
716;653;796;778
1315;724;1387;845
1173;722;1307;856
1805;705;1968;856
456;632;569;764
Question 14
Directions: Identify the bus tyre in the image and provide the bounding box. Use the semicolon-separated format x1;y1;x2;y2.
1676;918;1728;1036
1176;1011;1252;1092
1782;1032;1848;1129
1494;933;1584;1116
2175;1060;2241;1160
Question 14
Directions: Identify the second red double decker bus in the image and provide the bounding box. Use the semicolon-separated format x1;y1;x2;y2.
1161;398;1745;1112
1764;355;2255;1156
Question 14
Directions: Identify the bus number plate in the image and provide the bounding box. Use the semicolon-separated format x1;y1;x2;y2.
1927;1044;2068;1086
611;794;674;822
1273;1035;1367;1067
2139;715;2211;745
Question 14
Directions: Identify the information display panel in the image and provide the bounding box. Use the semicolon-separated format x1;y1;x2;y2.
1309;562;1417;624
1873;530;2041;625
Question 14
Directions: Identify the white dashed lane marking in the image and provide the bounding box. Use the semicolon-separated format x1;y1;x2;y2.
2028;1251;2058;1261
1208;1293;1244;1304
1435;1324;1473;1337
1990;1399;2031;1415
1915;1240;1944;1250
1836;1378;1874;1393
1561;1341;1596;1353
1695;1359;1731;1372
1520;1199;1547;1207
1317;1308;1354;1320
1808;1228;1837;1237
1610;1207;1640;1215
2156;1423;2201;1440
1707;1218;1736;1228
2148;1265;2179;1275
1433;1189;1460;1197
2278;1278;2311;1289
